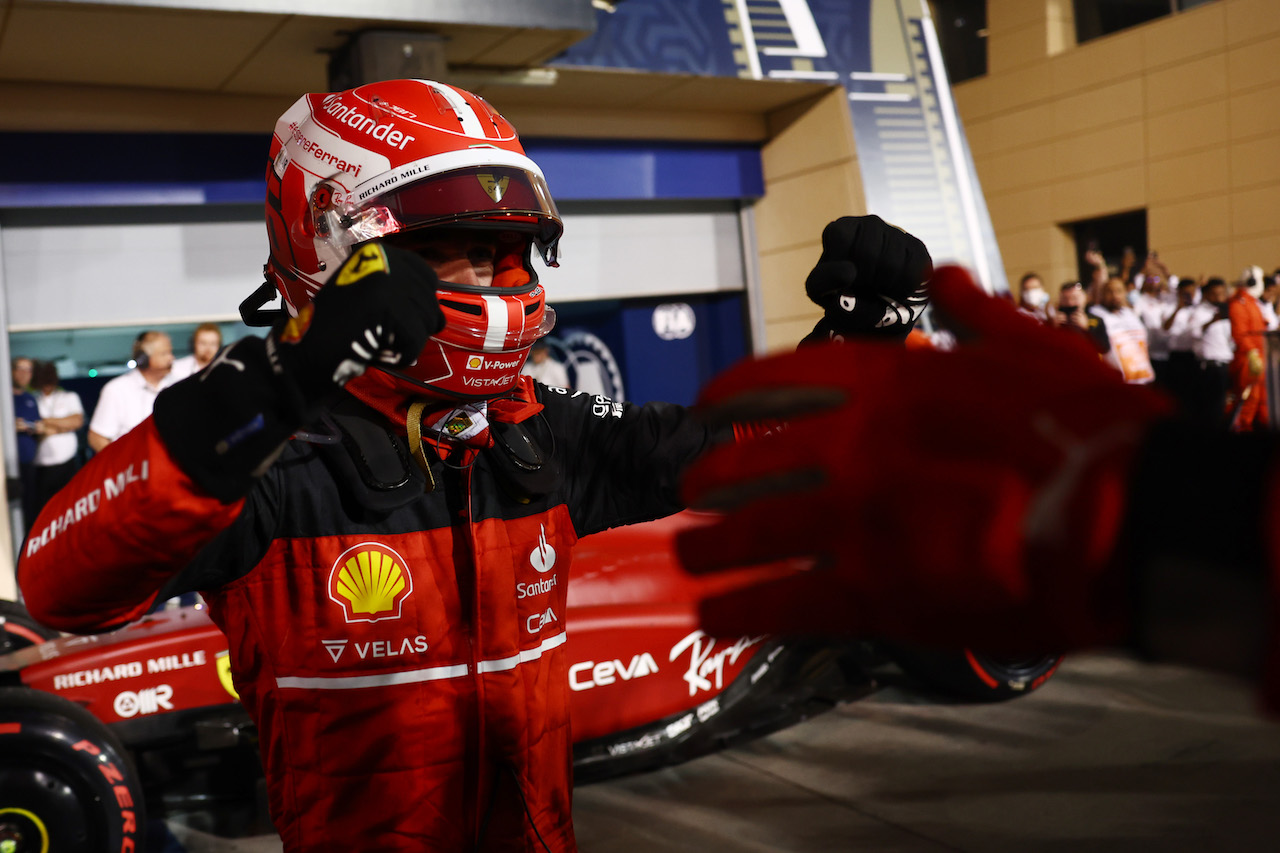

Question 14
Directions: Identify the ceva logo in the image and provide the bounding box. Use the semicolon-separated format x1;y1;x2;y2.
526;607;557;634
569;653;660;691
328;542;414;624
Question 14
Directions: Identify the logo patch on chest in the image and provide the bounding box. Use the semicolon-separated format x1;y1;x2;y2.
328;542;414;623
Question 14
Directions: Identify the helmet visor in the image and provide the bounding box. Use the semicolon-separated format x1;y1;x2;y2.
323;166;562;265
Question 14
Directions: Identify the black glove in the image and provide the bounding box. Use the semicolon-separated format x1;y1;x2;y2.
154;242;444;502
801;215;933;345
269;242;444;404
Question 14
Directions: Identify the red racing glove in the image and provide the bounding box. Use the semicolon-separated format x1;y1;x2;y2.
677;265;1175;655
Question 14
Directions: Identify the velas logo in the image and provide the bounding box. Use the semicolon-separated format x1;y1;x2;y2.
328;542;414;623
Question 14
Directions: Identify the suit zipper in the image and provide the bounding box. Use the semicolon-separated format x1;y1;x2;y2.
463;464;487;851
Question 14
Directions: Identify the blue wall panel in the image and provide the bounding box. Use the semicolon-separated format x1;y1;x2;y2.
0;134;761;207
616;294;747;407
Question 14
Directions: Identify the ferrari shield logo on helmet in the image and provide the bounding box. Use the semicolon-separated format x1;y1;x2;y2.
328;543;414;623
476;173;510;202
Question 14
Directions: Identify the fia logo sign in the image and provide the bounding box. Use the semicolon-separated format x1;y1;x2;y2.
652;303;696;341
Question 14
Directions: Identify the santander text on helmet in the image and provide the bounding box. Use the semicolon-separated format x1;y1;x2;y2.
321;94;417;151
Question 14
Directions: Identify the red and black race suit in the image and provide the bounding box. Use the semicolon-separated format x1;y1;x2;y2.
19;381;719;852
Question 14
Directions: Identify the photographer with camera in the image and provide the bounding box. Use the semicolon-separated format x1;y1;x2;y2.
1052;280;1090;330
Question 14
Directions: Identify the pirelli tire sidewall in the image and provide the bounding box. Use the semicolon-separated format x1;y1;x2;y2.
887;645;1064;702
0;600;61;654
0;686;146;853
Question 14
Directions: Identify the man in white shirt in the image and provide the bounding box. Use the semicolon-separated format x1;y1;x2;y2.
1187;279;1233;425
88;330;178;452
1261;275;1279;332
1161;279;1201;413
170;323;224;381
30;359;84;514
520;341;571;389
1087;277;1155;384
1132;275;1174;383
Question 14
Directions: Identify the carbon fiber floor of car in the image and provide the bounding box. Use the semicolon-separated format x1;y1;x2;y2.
168;651;1280;852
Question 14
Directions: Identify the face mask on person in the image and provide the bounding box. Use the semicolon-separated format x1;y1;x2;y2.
1244;266;1265;300
1024;288;1049;308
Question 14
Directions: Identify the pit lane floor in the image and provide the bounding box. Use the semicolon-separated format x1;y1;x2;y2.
167;651;1280;852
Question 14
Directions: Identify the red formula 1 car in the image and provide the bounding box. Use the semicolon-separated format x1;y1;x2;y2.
0;511;1061;852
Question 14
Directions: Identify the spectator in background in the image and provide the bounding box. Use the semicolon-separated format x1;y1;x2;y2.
1189;278;1234;425
1052;281;1090;332
170;322;223;381
1135;251;1172;300
88;330;176;452
1015;272;1053;323
1133;273;1175;384
1228;266;1269;431
520;339;571;389
1088;277;1155;384
30;360;84;517
1082;248;1109;305
12;357;40;529
1162;278;1202;414
1261;273;1279;331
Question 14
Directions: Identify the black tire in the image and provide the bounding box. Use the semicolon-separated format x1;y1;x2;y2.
0;601;60;655
0;687;147;853
887;645;1064;702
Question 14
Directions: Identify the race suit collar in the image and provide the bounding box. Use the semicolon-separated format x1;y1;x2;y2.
344;369;543;434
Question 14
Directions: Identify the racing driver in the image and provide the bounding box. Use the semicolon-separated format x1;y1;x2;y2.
17;79;930;852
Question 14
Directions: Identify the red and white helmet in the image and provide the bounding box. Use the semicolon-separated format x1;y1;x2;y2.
262;78;563;399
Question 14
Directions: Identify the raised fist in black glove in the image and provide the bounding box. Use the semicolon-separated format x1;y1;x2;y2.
269;242;445;404
154;241;444;502
801;215;932;345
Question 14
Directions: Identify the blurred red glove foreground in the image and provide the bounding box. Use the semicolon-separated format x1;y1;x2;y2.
678;267;1278;690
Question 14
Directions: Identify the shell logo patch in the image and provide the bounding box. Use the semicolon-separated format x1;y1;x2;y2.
466;355;484;370
335;243;389;286
328;542;413;623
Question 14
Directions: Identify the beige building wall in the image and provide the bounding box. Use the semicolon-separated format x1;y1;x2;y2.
953;0;1280;298
754;87;867;351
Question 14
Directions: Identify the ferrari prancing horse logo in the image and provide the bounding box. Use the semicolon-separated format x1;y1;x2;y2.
476;173;509;203
335;243;389;286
